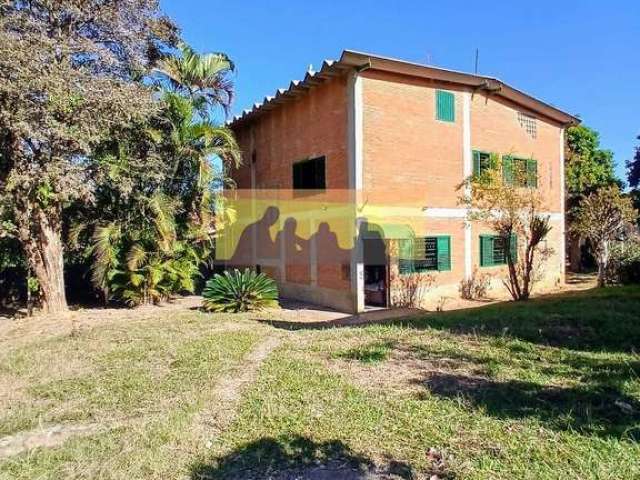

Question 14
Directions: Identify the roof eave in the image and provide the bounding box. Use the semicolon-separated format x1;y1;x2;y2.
229;50;580;129
340;50;580;126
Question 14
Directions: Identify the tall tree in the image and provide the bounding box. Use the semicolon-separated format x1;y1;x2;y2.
73;44;241;306
565;125;618;196
571;186;637;287
627;134;640;189
564;125;620;272
0;1;177;313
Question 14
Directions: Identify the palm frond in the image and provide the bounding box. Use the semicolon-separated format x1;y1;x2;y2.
126;243;148;271
89;223;122;291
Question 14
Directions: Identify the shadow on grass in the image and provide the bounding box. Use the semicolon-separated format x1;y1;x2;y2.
417;370;640;441
253;309;422;332
190;436;421;479
333;341;396;363
412;286;640;352
261;286;640;353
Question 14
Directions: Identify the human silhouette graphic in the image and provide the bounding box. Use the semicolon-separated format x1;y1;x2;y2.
229;206;280;267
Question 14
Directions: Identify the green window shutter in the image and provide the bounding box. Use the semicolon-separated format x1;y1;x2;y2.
489;152;499;171
502;155;514;185
398;259;413;274
436;90;455;122
480;235;494;267
509;234;518;262
526;159;538;188
398;239;414;274
436;236;451;271
473;150;481;176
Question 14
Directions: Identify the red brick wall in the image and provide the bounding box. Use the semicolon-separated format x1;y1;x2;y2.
360;69;564;294
232;76;350;190
361;70;465;208
229;76;353;305
470;94;563;211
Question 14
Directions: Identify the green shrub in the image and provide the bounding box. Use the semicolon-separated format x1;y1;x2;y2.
607;240;640;285
202;269;278;313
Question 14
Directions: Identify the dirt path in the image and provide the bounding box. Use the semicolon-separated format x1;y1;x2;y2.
193;334;282;440
0;423;104;459
0;330;282;461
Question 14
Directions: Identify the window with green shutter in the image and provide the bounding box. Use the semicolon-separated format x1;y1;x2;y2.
436;236;451;271
436;90;455;122
502;155;537;188
526;159;538;187
502;155;514;185
480;234;518;267
473;150;495;177
399;236;452;273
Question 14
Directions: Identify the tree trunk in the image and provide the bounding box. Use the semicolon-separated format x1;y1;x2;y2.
597;260;606;287
18;207;68;314
596;241;609;288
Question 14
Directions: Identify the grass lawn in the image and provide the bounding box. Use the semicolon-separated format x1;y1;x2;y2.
1;287;640;479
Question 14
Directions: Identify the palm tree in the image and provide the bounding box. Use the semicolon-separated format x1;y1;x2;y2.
82;43;242;306
154;42;235;117
161;91;240;210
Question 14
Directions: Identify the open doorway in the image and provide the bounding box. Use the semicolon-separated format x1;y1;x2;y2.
363;238;388;308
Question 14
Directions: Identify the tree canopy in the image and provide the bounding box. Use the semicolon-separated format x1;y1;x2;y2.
0;1;241;312
571;186;637;287
565;125;618;197
627;135;640;189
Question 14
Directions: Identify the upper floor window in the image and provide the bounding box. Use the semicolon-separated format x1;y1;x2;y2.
293;156;326;190
472;150;538;188
503;155;538;188
436;90;455;122
398;236;451;274
473;150;495;177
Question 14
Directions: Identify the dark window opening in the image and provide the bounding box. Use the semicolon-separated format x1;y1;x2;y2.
293;156;326;190
341;263;351;281
492;237;507;264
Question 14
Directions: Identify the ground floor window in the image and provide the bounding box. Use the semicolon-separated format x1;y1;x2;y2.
398;236;451;274
480;234;518;267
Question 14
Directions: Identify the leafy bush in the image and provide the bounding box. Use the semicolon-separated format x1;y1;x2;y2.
202;269;279;313
607;240;640;285
390;272;434;309
85;194;203;306
459;268;491;300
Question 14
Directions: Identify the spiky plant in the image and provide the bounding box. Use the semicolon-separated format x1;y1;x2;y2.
202;269;279;313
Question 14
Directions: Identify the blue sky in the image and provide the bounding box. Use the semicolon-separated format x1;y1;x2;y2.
161;0;639;181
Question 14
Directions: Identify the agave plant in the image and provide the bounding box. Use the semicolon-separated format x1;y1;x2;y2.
202;269;279;313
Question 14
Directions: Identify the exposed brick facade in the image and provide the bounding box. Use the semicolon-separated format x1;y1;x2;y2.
229;55;570;312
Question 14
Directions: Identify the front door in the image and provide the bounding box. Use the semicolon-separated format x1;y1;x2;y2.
363;238;388;307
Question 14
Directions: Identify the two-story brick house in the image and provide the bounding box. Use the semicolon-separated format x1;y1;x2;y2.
223;50;578;313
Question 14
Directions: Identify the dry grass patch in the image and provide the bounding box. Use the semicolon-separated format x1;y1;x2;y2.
0;306;268;479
